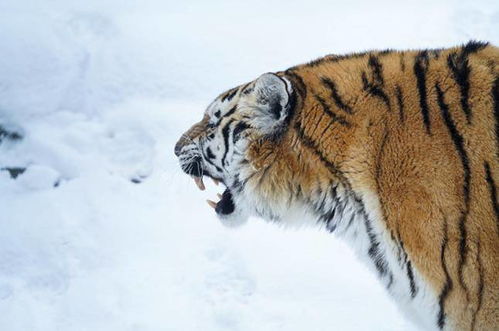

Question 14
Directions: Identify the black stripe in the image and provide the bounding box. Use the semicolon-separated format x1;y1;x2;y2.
406;260;417;298
225;88;239;102
315;184;342;232
399;241;418;298
445;42;488;124
345;191;394;282
414;50;431;134
368;55;384;85
321;77;353;114
220;90;230;102
395;85;405;123
294;122;344;178
232;122;249;143
325;185;340;226
462;40;489;53
492;77;499;157
206;147;215;159
202;144;223;173
324;208;337;232
221;88;239;102
484;161;499;234
315;95;351;127
285;70;307;100
436;83;471;295
204;155;223;173
214;106;237;127
437;218;453;330
232;174;244;193
471;242;484;331
386;274;394;290
221;119;234;166
361;71;391;110
241;82;253;94
224;105;237;118
364;209;390;277
397;240;406;263
399;53;406;72
447;52;472;122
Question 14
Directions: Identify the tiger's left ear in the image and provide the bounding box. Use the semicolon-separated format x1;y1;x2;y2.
250;73;294;136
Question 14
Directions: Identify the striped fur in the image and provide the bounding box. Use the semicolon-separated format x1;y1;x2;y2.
175;41;499;330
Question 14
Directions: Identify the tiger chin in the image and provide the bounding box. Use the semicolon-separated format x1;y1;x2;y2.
174;41;499;331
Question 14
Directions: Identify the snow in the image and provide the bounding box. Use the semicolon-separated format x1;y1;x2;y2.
0;0;497;330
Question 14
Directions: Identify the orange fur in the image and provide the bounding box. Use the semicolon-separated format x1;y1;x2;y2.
177;42;499;330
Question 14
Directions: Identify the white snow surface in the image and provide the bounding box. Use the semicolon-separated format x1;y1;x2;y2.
0;1;497;330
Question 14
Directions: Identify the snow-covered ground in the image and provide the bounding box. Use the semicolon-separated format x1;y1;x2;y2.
0;1;497;330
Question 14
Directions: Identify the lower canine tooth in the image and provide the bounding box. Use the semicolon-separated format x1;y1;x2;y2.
207;200;217;209
212;178;219;186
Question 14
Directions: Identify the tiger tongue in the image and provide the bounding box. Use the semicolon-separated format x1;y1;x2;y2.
193;176;205;191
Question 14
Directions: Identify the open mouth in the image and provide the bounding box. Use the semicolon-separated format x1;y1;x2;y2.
181;157;235;216
191;175;235;215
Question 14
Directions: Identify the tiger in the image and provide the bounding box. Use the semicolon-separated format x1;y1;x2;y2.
174;41;499;330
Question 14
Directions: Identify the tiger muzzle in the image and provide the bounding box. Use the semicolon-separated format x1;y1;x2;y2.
175;117;235;216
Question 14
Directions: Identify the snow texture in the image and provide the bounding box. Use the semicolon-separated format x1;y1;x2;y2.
0;0;497;330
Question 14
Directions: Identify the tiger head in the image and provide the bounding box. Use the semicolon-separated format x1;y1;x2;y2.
174;72;342;228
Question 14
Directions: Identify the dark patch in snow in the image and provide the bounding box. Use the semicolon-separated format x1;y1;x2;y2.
130;175;148;184
2;167;26;179
0;125;23;143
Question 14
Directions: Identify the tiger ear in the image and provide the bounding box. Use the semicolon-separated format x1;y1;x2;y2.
250;73;293;135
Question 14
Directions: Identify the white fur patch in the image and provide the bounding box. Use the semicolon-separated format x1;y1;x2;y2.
234;180;441;330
